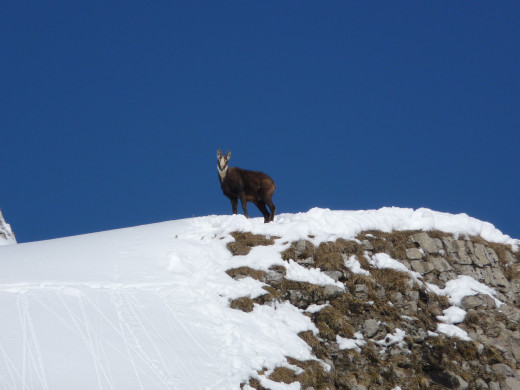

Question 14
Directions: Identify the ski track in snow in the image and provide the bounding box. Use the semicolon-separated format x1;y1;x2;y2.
1;286;224;389
0;208;517;389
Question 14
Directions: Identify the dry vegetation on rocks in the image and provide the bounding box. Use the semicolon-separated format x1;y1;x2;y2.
225;230;520;389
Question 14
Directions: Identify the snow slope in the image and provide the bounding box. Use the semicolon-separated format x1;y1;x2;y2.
0;208;517;389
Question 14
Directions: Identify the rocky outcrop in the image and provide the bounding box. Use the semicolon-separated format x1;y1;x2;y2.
0;209;16;245
227;230;520;390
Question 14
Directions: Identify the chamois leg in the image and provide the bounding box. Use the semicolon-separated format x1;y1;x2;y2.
254;201;270;223
230;198;238;215
240;194;249;218
266;197;276;222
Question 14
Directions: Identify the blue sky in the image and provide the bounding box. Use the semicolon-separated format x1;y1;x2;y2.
2;2;519;243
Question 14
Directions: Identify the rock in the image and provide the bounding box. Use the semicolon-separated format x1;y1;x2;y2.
297;257;315;265
362;319;380;338
428;370;461;388
287;290;303;303
390;291;404;306
265;270;284;283
510;263;520;280
411;260;435;275
376;285;386;299
439;271;458;285
503;378;520;390
362;240;374;251
461;295;483;310
407;290;419;302
455;375;469;390
324;270;343;282
504;250;517;265
443;236;457;253
491;268;510;288
475;378;488;389
295;240;308;256
480;294;497;309
412;232;442;253
486;247;500;266
492;363;516;377
323;285;344;299
354;284;369;300
406;248;423;260
501;304;520;323
473;244;491;267
403;301;418;316
488;382;500;390
408;327;429;342
480;268;495;286
452;240;474;265
430;256;452;272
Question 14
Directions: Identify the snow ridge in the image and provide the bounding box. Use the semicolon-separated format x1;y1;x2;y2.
0;207;517;389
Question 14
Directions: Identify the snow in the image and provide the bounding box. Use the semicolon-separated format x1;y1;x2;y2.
0;207;517;389
374;328;407;349
437;306;467;325
304;303;329;313
284;259;343;288
426;275;503;307
336;332;366;352
367;252;422;282
436;324;471;341
436;306;471;340
344;255;370;276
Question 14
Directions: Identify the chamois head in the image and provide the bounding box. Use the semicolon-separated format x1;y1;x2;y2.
217;148;231;174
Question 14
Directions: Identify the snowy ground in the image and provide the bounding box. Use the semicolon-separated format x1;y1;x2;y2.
0;207;517;389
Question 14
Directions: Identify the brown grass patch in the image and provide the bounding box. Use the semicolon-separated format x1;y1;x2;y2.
257;285;283;301
332;238;365;258
268;367;297;384
226;267;266;281
312;239;364;272
242;377;266;390
358;230;452;260
281;238;364;265
280;240;315;261
371;268;411;293
298;331;328;359
286;358;332;389
230;297;254;312
426;230;452;241
314;251;344;271
278;280;327;303
227;231;279;256
357;230;420;259
463;309;480;327
315;305;355;339
418;335;509;384
329;293;397;324
488;242;519;281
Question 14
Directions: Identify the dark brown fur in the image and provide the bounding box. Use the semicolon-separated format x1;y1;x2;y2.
218;149;276;223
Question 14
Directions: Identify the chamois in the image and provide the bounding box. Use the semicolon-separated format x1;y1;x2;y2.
217;149;276;223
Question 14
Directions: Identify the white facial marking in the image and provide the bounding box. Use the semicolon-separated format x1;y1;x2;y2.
218;167;228;180
217;156;226;169
217;155;229;180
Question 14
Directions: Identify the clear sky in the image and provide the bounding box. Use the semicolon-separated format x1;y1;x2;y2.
2;1;519;243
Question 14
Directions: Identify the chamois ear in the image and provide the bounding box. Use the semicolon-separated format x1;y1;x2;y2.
225;150;231;159
217;148;222;158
